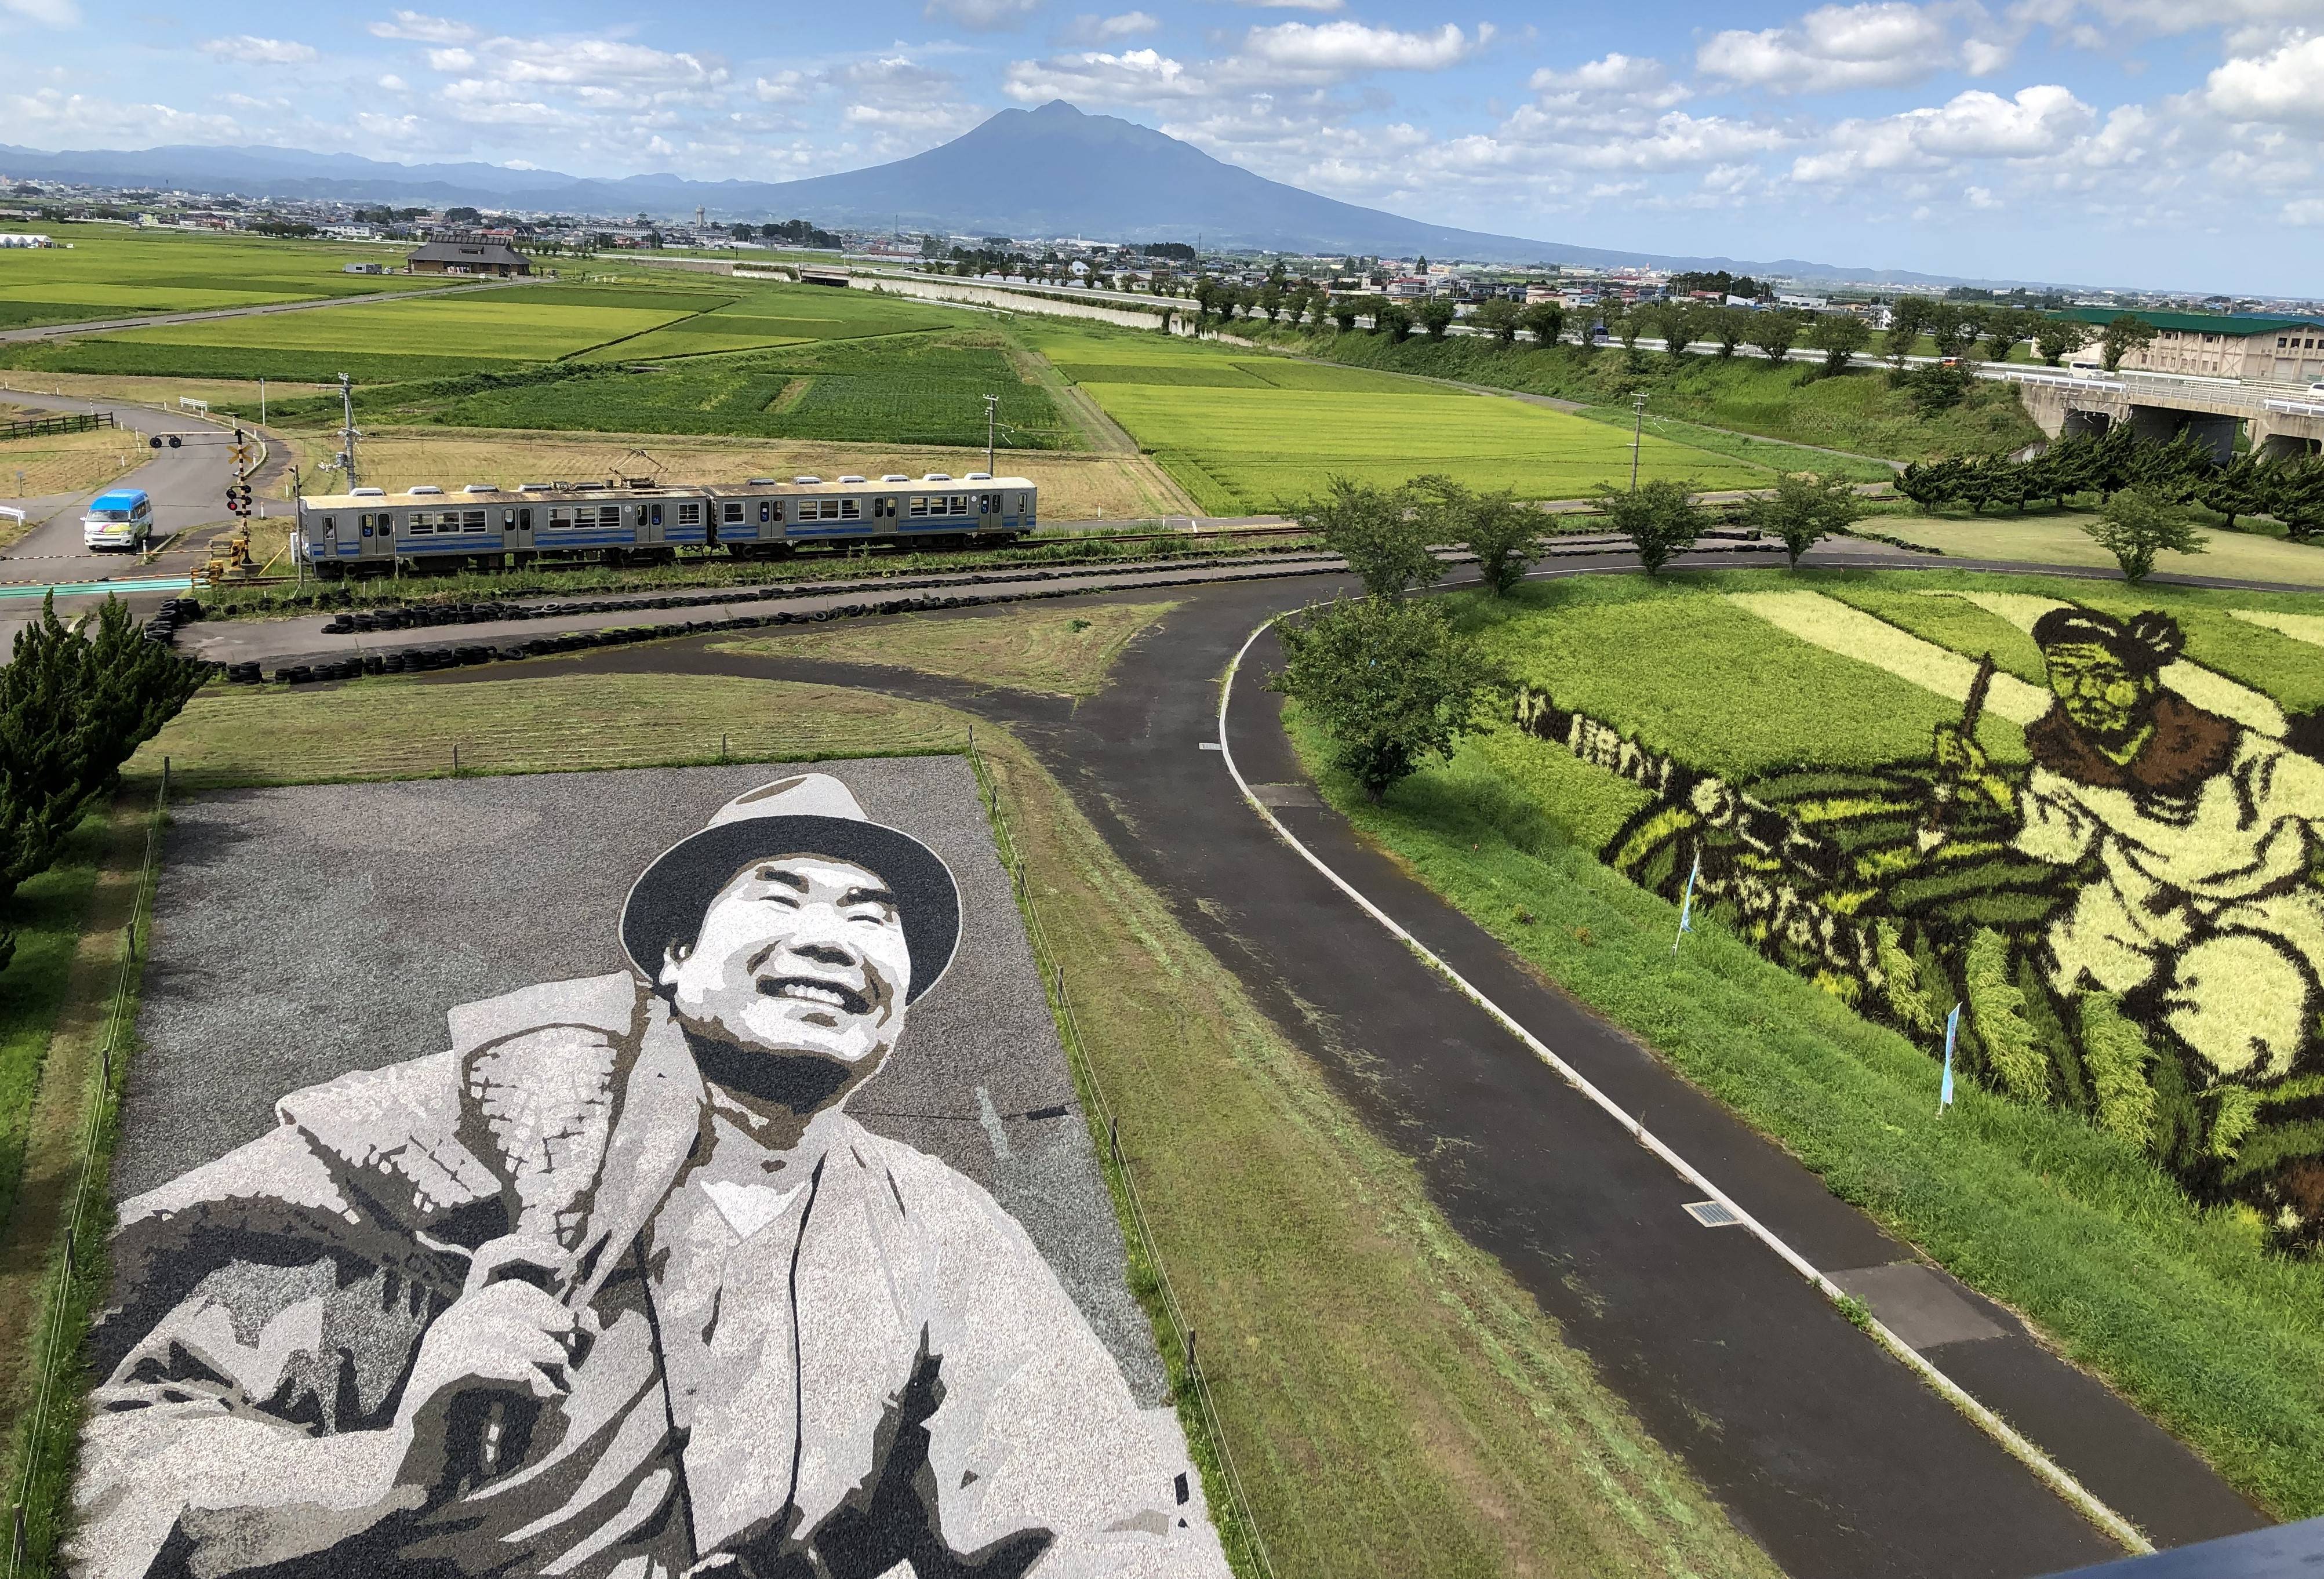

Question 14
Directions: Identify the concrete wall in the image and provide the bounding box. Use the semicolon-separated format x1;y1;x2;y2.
849;274;1176;333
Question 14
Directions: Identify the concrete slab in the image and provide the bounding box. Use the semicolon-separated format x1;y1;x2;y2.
1831;1261;2006;1351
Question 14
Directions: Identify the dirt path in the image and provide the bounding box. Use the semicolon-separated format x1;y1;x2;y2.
1007;344;1200;516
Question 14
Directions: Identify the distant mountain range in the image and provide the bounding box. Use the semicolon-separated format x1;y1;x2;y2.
1;101;1987;285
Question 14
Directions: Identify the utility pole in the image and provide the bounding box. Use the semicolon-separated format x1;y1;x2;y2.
983;393;998;475
337;372;359;491
259;376;267;426
1629;392;1647;493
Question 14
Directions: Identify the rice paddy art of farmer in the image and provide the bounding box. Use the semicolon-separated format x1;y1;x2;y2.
1934;608;2324;1108
72;776;1228;1579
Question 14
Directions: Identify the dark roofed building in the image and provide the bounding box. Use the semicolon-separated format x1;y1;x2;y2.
406;239;530;277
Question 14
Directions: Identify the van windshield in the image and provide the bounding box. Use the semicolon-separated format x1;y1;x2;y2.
89;509;131;521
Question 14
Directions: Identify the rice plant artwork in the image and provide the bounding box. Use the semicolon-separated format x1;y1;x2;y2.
75;766;1229;1578
1511;590;2324;1249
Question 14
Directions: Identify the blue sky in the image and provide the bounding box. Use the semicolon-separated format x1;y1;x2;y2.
3;0;2320;293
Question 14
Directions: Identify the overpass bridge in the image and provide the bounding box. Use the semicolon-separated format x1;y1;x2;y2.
1981;363;2324;462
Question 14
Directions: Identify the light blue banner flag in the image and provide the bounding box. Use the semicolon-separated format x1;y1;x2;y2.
1939;1003;1961;1115
1672;852;1700;955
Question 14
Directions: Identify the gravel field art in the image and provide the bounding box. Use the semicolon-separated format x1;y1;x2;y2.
77;760;1225;1578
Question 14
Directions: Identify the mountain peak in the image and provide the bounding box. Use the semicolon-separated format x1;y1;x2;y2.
1030;99;1084;118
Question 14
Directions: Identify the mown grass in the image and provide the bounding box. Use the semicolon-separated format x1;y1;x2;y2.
1017;319;1766;514
1254;329;2045;464
713;599;1178;696
1871;511;2324;588
101;667;1780;1579
0;424;141;501
1281;566;2324;1519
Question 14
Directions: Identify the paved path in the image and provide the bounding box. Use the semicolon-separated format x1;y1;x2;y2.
371;550;2277;1577
0;277;520;344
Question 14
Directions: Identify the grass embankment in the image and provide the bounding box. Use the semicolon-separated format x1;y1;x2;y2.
319;428;1189;521
1281;569;2324;1519
1870;510;2324;587
1014;318;1770;514
0;372;337;413
0;424;139;503
100;668;1779;1579
714;599;1177;696
1252;329;2043;464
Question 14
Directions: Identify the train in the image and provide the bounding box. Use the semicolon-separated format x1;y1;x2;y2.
294;472;1038;577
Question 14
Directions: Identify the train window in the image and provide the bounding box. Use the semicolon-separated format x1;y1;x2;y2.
1015;492;1027;512
519;509;532;530
650;504;664;527
759;501;773;523
949;495;968;515
679;503;702;526
839;499;861;520
908;496;929;518
723;501;744;523
408;512;435;535
462;510;486;533
362;522;374;537
503;510;515;527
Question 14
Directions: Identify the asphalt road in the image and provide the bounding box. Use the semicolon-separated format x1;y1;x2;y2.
380;555;2273;1578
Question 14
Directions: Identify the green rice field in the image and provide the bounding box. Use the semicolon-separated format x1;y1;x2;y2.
103;294;695;362
1020;320;1769;512
0;221;453;329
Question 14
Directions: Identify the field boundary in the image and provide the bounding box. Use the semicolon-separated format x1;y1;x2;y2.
966;737;1278;1579
1214;610;2153;1559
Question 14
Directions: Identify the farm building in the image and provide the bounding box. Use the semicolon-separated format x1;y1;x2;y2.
406;239;531;277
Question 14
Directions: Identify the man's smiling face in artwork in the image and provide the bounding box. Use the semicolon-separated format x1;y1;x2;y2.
660;853;912;1068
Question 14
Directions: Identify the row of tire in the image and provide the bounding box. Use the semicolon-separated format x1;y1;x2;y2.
235;565;1322;686
141;595;206;649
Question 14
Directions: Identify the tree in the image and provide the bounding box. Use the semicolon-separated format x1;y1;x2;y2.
1;596;206;946
1416;297;1458;340
1708;307;1748;359
1414;475;1543;596
1258;282;1283;322
1609;303;1647;368
2101;313;2159;373
2264;452;2324;541
1925;301;1978;359
1885;296;1933;369
1806;313;1872;374
1592;477;1701;574
1983;307;2035;364
1470;298;1521;345
2034;317;2092;366
1750;310;1802;363
2199;452;2267;529
1330;296;1361;332
1299;477;1438;598
1656;301;1702;365
1519;300;1565;348
1746;471;1865;566
1267;597;1509;803
1903;360;1975;416
1374;301;1415;342
2085;487;2207;583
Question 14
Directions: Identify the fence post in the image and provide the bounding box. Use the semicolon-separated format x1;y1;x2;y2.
1184;1327;1197;1377
13;1500;25;1571
1109;1115;1119;1163
59;1227;72;1280
452;743;459;773
161;756;170;799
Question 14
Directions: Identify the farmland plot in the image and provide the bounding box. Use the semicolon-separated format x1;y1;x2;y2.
102;294;693;361
0;222;451;329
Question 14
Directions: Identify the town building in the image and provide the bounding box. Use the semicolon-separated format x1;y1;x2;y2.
2052;306;2324;383
405;238;530;277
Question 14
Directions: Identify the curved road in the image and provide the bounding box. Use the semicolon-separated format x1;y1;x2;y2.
358;543;2283;1578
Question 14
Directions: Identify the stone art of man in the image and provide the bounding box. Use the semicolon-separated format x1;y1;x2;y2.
73;774;1230;1579
1934;606;2324;1088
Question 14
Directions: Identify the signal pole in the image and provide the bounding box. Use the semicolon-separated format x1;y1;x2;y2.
1629;392;1647;493
983;393;998;475
337;372;359;491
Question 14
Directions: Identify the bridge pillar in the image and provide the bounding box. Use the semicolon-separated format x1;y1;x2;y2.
2063;408;2112;438
2128;405;2239;463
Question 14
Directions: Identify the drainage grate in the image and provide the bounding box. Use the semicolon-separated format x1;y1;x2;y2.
1683;1199;1743;1228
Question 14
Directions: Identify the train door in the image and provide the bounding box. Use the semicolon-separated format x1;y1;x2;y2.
507;505;534;556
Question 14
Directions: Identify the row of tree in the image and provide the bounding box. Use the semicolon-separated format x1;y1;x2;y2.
1897;428;2324;537
0;598;206;973
1270;471;1871;802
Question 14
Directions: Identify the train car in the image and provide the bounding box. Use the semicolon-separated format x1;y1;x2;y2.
294;472;1038;578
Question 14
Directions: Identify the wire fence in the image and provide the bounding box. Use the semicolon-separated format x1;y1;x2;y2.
6;772;168;1577
964;734;1281;1579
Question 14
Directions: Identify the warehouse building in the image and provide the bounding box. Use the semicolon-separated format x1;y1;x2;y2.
406;239;531;277
2053;306;2324;382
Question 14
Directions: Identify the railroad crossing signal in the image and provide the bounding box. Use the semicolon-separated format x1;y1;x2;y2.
229;428;255;470
226;481;253;517
147;434;183;449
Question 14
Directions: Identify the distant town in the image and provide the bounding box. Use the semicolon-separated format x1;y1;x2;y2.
5;172;2319;327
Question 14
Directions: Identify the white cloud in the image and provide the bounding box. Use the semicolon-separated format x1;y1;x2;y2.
2285;195;2324;224
427;47;473;71
1234;0;1343;9
925;0;1042;31
1792;83;2098;179
1065;10;1159;41
378;73;407;90
2202;32;2324;125
2;0;79;28
1;88;242;144
201;34;319;66
1242;19;1483;72
1529;52;1690;111
368;9;475;43
1005;45;1205;100
754;70;812;103
1699;2;1955;93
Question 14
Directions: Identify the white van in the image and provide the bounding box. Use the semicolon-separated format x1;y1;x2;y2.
82;488;154;551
